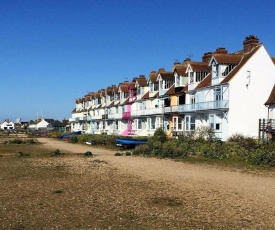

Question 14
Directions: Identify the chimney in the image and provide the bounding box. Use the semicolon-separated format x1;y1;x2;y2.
172;60;181;71
158;68;166;73
243;35;259;53
202;52;213;63
182;58;191;67
215;47;228;54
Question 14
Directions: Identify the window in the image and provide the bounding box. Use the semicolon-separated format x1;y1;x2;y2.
215;88;222;100
209;114;222;130
195;71;207;82
154;83;159;91
136;119;142;130
137;87;141;95
124;92;129;98
185;115;195;131
176;75;180;86
149;82;154;92
159;80;163;90
164;79;173;89
190;72;194;83
148;117;156;130
174;117;183;130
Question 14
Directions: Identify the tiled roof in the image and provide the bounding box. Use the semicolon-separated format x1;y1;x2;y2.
174;66;187;75
221;45;262;83
141;91;149;99
158;72;174;80
106;87;113;96
136;76;148;87
148;71;158;83
213;54;242;64
119;84;128;92
195;74;212;89
150;92;159;98
164;84;175;95
271;57;275;65
72;108;76;113
129;82;136;89
183;85;188;92
265;85;275;105
108;101;115;107
189;62;211;72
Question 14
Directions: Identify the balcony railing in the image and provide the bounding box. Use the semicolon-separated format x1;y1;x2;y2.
122;111;131;119
178;100;229;112
131;107;164;117
108;113;122;119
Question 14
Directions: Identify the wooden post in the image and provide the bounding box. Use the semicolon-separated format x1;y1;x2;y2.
262;119;266;140
258;119;261;140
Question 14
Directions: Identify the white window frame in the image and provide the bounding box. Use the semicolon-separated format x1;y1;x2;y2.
185;115;195;131
209;114;222;131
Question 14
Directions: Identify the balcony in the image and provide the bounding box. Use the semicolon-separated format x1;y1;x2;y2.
122;111;131;119
178;100;229;113
69;118;75;122
102;114;108;119
131;107;164;117
108;113;122;119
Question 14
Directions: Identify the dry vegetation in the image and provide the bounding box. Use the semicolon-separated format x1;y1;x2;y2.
1;135;275;229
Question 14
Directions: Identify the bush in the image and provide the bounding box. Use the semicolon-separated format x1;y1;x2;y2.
195;126;216;141
84;151;93;157
125;151;132;156
246;144;275;166
69;135;79;143
150;128;167;143
114;152;123;156
52;149;61;156
132;144;150;156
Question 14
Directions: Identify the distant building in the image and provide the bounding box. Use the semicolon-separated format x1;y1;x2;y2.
0;120;15;130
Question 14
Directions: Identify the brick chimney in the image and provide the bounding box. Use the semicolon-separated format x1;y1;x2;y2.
182;58;191;67
215;47;228;54
202;52;213;63
158;68;166;73
243;35;259;53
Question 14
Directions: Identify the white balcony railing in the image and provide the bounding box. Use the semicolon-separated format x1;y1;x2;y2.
178;100;229;112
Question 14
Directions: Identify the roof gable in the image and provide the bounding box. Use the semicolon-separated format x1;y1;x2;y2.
221;45;262;83
265;84;275;105
157;72;173;81
195;73;212;89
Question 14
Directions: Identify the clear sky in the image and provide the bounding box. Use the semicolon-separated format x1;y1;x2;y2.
1;0;275;122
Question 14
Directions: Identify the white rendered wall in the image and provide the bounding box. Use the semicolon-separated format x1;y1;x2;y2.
227;46;275;138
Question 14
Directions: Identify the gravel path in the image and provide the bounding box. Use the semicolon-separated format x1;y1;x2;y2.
39;138;275;229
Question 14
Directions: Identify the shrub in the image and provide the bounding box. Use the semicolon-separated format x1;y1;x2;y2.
125;151;132;156
84;151;93;157
151;128;167;143
69;135;79;143
52;149;61;156
132;144;150;156
114;152;123;156
195;126;216;141
246;144;275;166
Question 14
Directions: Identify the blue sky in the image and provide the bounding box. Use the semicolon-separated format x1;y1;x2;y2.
1;0;275;122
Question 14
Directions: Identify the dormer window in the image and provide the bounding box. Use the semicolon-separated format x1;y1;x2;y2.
164;79;173;89
149;82;154;92
159;80;163;90
137;87;140;95
190;72;194;83
216;65;219;76
196;71;207;82
176;75;180;86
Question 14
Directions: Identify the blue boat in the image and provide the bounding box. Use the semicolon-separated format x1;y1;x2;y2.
57;131;82;139
116;137;147;147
